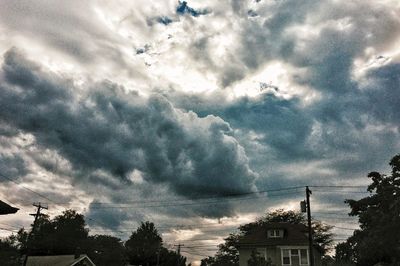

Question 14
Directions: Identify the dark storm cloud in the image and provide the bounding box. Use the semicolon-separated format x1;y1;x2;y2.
0;154;28;181
0;49;257;202
160;54;400;184
165;0;400;180
362;63;400;125
87;201;132;230
161;91;314;161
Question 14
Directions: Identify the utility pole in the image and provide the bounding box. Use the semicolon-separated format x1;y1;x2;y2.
174;243;183;266
29;202;48;232
24;202;48;266
306;186;314;266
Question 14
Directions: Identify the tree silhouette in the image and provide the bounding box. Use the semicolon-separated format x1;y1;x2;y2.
337;154;400;266
85;235;126;266
125;221;163;266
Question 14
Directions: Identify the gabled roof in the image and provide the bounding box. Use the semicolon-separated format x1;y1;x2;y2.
0;200;19;215
26;254;95;266
237;222;309;247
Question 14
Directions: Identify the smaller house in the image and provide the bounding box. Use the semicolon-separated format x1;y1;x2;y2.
237;223;322;266
0;200;19;215
26;254;96;266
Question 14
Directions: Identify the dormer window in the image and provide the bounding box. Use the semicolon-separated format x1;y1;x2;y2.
268;229;283;238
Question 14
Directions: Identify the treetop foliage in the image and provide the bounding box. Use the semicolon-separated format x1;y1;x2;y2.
0;211;186;266
336;154;400;266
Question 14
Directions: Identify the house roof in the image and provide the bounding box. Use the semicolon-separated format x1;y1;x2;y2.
237;222;310;247
26;254;95;266
0;200;19;215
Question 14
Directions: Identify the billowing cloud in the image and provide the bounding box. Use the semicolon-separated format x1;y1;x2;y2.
0;48;257;201
1;0;400;263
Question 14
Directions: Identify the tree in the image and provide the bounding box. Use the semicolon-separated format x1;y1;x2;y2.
85;235;126;266
16;210;88;256
125;221;163;266
201;209;333;266
337;154;400;266
208;233;240;266
24;213;53;255
50;210;89;254
125;221;187;266
0;237;20;266
334;241;356;266
247;249;271;266
158;247;186;266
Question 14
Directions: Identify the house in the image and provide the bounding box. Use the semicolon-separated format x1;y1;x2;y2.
0;200;19;215
26;254;96;266
237;223;322;266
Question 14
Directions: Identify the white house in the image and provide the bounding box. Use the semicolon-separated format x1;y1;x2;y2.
237;223;322;266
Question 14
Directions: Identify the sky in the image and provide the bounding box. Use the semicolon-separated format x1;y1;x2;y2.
0;0;400;264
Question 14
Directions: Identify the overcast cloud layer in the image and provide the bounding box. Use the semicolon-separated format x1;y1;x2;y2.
1;0;400;264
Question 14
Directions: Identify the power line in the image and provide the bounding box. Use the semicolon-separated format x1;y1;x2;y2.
0;172;57;205
181;250;211;258
0;227;18;233
310;185;366;189
0;173;370;209
332;225;359;231
312;190;369;194
90;186;305;206
0;170;128;233
0;222;22;229
0;171;366;236
88;190;305;209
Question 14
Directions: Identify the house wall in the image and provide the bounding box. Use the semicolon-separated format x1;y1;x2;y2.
238;247;322;266
239;248;252;266
238;247;281;266
266;247;280;266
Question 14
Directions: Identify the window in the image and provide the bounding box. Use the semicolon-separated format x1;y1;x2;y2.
291;249;300;264
281;248;309;266
268;229;282;238
282;249;290;265
300;249;308;265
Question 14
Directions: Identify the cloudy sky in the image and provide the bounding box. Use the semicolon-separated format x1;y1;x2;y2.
1;0;400;264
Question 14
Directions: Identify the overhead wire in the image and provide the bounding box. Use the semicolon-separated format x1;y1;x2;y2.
0;171;58;205
0;170;125;234
92;185;306;204
0;169;367;248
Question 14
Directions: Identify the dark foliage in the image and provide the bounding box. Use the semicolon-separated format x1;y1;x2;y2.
336;154;400;266
201;209;333;266
0;237;20;266
85;235;126;266
125;221;186;266
19;210;88;255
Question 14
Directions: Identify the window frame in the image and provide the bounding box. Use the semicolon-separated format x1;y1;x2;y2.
280;247;309;266
268;229;282;238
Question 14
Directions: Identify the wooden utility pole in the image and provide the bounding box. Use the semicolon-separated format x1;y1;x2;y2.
29;202;48;232
24;202;48;266
306;186;314;266
174;243;183;266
